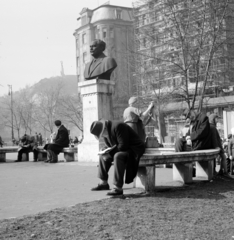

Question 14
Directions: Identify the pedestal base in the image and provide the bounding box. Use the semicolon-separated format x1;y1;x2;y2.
78;140;100;162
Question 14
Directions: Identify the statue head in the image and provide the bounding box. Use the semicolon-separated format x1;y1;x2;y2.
90;39;106;58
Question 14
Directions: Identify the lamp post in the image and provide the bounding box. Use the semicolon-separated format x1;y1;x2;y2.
8;85;14;140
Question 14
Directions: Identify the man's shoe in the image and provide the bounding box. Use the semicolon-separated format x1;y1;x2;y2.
222;173;234;179
44;159;50;163
14;160;21;162
106;188;123;196
91;183;110;191
49;161;58;163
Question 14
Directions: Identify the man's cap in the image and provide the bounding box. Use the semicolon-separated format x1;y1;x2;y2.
90;119;105;139
54;120;62;126
128;96;138;105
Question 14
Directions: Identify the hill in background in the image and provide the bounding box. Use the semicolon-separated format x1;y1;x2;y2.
0;75;79;142
31;75;78;95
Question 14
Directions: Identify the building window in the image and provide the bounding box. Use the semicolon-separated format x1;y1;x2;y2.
76;36;79;48
94;27;100;39
110;28;114;38
77;57;79;69
82;33;87;44
83;52;87;64
115;9;122;19
103;28;107;39
81;15;87;26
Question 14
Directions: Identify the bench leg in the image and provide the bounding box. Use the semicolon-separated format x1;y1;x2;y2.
22;152;29;161
0;153;6;162
134;166;155;192
38;152;47;161
195;160;214;180
64;152;75;162
173;163;193;183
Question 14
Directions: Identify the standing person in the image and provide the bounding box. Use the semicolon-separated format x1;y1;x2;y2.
34;132;39;143
175;108;211;152
90;119;145;196
228;128;234;172
38;133;43;146
223;134;232;174
123;96;154;142
208;113;230;177
15;134;38;162
0;135;3;147
44;120;69;163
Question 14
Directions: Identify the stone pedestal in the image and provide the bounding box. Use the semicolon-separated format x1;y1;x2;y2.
78;79;115;162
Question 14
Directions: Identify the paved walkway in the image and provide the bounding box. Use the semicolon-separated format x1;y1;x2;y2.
0;153;174;220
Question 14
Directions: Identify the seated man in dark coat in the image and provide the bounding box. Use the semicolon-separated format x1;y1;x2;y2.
90;119;145;196
15;134;38;162
84;39;117;80
44;120;69;163
175;108;211;152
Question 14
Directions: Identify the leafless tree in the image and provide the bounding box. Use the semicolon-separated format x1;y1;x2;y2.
57;93;83;133
33;83;63;134
131;0;234;140
133;0;234;109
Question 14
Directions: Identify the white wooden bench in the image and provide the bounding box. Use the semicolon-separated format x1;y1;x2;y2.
135;148;220;192
0;146;77;162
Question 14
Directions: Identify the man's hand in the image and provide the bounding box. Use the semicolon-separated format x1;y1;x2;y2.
102;153;111;161
186;136;192;146
230;156;233;160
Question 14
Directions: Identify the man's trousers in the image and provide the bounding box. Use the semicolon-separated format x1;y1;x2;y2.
98;152;129;188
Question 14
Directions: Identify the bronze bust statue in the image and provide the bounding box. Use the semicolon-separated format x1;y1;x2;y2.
84;39;117;80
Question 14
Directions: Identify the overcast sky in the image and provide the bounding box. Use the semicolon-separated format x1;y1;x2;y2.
0;0;133;96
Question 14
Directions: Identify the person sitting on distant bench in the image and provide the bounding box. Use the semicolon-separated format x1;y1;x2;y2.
15;134;38;162
0;135;3;147
43;120;69;163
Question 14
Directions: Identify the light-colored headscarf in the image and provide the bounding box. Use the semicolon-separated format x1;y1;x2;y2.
128;96;138;105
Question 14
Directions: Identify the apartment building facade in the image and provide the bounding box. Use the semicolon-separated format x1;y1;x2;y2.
133;0;234;140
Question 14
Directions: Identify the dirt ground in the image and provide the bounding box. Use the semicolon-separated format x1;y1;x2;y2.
1;176;234;240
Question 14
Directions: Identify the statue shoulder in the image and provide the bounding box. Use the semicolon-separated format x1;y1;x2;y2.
103;56;117;68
